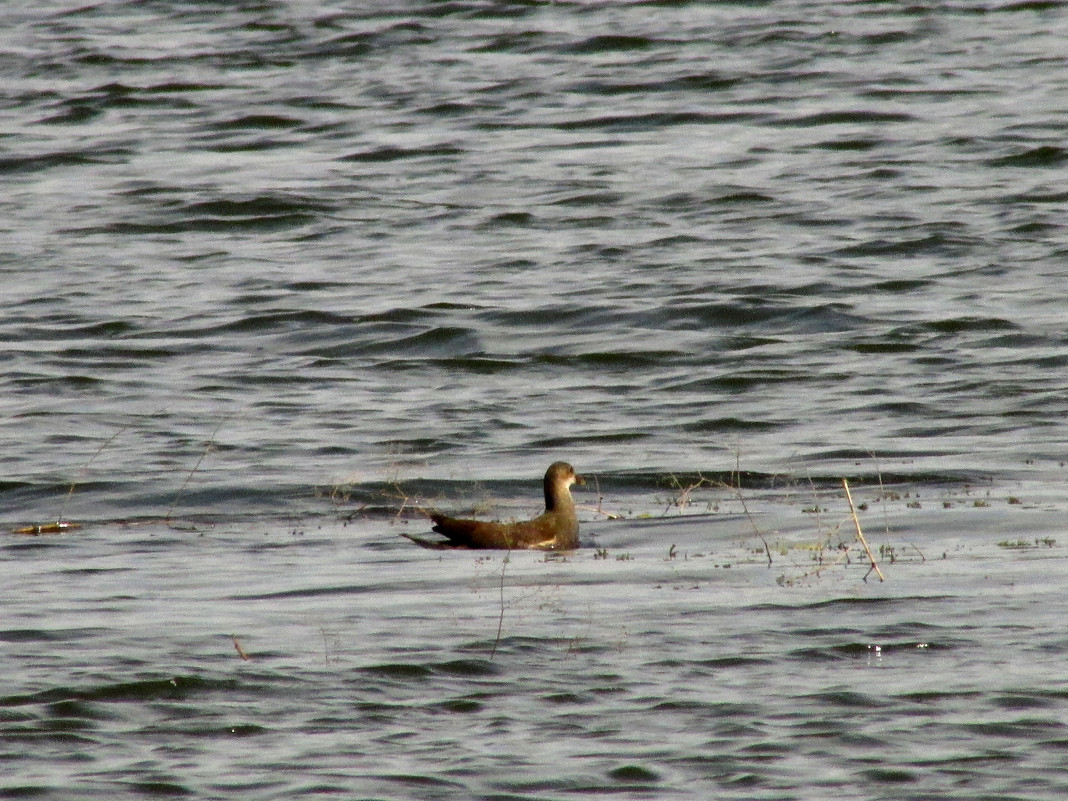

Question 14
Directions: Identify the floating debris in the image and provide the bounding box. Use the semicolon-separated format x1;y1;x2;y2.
11;521;83;535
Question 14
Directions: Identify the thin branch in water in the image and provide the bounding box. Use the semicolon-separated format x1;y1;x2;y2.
59;425;129;524
318;624;339;665
232;635;251;661
167;416;230;523
577;475;624;519
490;551;510;660
383;481;412;522
662;472;713;515
12;521;82;535
780;540;854;585
806;473;825;538
577;504;623;519
868;451;892;538
726;447;772;567
843;478;884;582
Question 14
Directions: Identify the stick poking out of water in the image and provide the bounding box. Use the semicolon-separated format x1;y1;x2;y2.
490;552;509;660
232;635;251;661
843;478;884;582
167;416;230;523
59;425;128;524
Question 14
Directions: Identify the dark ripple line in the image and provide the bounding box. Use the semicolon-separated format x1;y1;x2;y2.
94;214;318;235
0;148;128;174
1;676;236;708
747;596;957;612
564;34;658;53
774;110;916;127
545;110;758;131
0;628;108;643
830;234;978;258
339;144;465;162
187;309;354;335
987;145;1068;167
213;113;303;131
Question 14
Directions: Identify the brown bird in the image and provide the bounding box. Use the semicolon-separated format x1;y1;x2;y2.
403;461;583;550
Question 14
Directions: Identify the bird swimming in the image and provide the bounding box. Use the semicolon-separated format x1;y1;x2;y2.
402;461;583;550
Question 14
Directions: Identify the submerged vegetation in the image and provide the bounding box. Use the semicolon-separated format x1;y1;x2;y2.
10;428;1048;603
8;426;1061;666
997;537;1056;549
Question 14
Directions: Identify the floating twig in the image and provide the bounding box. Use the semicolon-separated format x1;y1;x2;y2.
12;521;83;535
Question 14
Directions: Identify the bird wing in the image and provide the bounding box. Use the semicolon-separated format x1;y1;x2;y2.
430;513;555;549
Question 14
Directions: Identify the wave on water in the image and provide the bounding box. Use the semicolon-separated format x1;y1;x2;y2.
2;1;1067;522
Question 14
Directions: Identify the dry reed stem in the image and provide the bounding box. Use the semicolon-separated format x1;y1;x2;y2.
58;425;128;525
577;503;624;519
843;478;884;582
490;551;510;660
782;550;846;584
661;473;713;515
723;447;772;566
869;452;892;537
577;475;624;519
806;474;825;537
167;417;230;523
382;482;412;522
13;425;128;534
232;635;251;661
12;521;83;535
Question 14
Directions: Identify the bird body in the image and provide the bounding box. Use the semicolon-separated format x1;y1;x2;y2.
403;462;582;550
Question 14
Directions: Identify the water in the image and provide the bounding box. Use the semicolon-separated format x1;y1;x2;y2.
2;1;1068;798
5;504;1068;799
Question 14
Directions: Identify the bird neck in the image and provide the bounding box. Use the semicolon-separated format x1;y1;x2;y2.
544;480;574;513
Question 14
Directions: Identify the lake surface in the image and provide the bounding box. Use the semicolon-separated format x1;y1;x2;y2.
2;1;1067;798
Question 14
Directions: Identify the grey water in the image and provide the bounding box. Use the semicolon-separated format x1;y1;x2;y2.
2;1;1068;798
